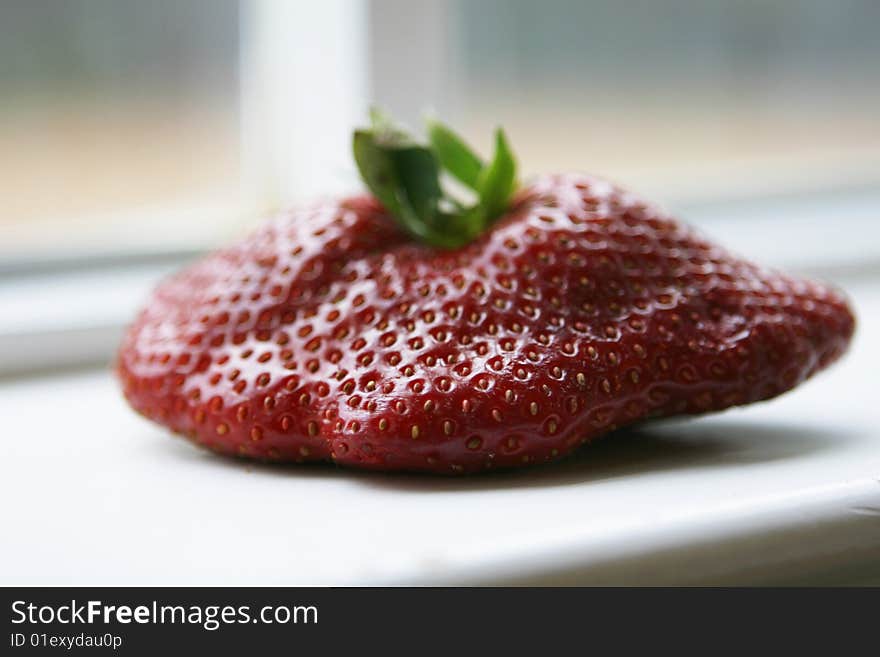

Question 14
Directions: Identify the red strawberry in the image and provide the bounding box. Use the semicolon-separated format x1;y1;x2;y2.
117;113;855;473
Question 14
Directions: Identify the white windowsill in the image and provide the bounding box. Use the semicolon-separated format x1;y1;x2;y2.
1;278;877;585
1;185;878;585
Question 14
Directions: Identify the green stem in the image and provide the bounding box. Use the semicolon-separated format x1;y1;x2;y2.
353;109;518;249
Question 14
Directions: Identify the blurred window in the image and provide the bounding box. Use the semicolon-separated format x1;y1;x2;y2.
0;0;241;260
3;0;879;261
451;0;880;203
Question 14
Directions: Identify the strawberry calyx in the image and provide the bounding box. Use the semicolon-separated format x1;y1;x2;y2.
353;108;518;249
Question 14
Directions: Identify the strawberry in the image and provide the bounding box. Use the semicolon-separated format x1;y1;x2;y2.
118;111;855;473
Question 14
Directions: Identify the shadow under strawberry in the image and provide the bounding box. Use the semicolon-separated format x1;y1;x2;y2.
158;417;848;491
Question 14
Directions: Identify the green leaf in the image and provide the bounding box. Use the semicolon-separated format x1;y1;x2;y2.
358;111;444;223
353;130;462;247
352;111;519;249
387;146;444;228
353;131;427;240
369;107;416;148
476;128;517;221
426;119;484;189
353;130;402;218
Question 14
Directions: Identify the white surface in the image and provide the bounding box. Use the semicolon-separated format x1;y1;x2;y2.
0;265;174;375
1;281;879;586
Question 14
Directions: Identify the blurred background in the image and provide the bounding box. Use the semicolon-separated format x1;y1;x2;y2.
1;0;879;373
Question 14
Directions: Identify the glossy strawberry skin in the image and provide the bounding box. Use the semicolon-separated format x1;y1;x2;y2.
118;174;855;473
